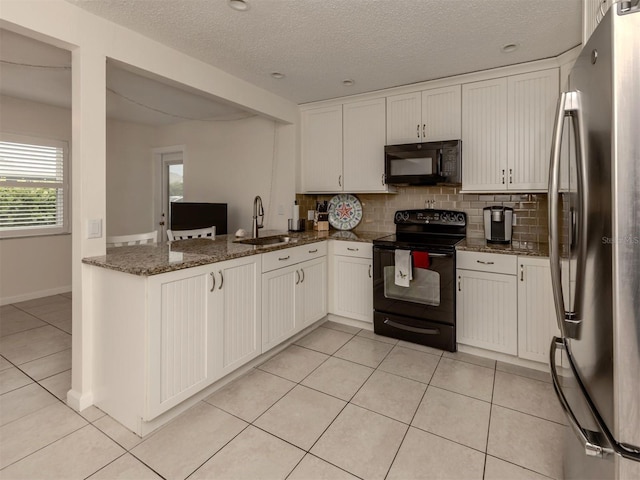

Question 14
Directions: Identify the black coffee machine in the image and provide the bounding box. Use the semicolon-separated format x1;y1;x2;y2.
483;206;513;244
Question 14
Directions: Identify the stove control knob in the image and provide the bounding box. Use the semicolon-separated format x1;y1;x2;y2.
394;212;403;223
403;212;410;221
441;212;449;222
456;213;465;223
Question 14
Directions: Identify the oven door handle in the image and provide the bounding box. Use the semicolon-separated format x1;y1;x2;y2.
383;318;440;335
426;253;451;257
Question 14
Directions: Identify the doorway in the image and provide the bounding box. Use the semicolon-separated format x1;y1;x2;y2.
155;147;184;241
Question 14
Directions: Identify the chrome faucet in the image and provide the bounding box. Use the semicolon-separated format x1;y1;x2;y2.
252;195;264;238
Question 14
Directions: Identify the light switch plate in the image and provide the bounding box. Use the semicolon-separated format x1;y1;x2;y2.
87;219;102;239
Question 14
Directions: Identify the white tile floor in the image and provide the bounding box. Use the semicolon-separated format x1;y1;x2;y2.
0;295;567;480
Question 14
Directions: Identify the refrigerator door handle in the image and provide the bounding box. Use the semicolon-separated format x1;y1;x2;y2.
551;337;640;462
549;337;613;458
548;91;582;339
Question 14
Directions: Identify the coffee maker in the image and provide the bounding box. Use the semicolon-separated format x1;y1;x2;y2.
483;206;513;244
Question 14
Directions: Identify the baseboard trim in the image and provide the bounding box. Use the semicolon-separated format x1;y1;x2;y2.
0;286;72;306
67;389;94;412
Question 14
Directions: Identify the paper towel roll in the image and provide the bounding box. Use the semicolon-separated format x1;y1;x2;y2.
292;203;299;224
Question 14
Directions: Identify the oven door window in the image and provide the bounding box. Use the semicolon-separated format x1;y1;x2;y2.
383;266;440;306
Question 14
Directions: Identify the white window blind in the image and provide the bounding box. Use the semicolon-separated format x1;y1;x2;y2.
0;133;69;238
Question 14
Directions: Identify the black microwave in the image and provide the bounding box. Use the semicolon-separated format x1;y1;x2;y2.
384;140;461;185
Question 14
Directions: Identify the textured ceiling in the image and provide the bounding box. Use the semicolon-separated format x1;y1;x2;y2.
65;0;582;104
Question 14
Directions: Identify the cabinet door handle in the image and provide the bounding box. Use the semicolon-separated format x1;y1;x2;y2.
381;173;385;185
476;260;495;265
509;168;513;184
338;175;342;187
347;247;359;252
300;268;305;283
502;169;505;184
422;124;426;138
368;264;372;278
218;270;223;290
210;272;216;292
279;255;290;261
458;275;462;292
295;270;300;285
308;249;318;253
520;264;524;282
416;124;420;138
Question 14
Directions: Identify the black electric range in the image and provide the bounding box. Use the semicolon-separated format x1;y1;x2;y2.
372;209;467;351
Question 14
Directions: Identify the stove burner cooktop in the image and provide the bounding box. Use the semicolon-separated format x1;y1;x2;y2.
373;209;467;252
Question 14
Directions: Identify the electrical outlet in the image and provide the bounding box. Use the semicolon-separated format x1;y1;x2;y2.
512;213;517;226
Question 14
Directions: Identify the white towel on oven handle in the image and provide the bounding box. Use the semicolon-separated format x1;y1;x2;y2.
394;249;412;287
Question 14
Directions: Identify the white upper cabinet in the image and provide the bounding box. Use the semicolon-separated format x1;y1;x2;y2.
343;98;388;192
462;77;509;192
462;68;559;192
386;92;422;144
302;99;394;193
507;69;560;190
302;105;343;192
421;85;462;142
386;85;461;145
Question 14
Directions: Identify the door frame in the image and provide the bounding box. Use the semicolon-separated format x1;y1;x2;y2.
153;145;186;242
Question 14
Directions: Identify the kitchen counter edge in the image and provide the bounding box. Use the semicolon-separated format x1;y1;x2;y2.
82;230;386;276
456;238;549;258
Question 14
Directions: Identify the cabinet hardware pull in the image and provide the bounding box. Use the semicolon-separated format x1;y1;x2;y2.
458;275;461;292
338;175;342;187
417;124;420;138
295;270;300;285
509;168;513;184
300;268;305;283
423;124;426;138
502;169;505;184
218;270;223;289
368;264;372;278
210;272;215;292
381;173;385;185
476;260;495;265
520;265;524;281
308;249;318;253
279;255;290;261
347;247;359;252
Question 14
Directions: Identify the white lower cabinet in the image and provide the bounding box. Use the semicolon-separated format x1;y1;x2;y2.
456;250;558;364
147;255;261;419
261;242;327;352
328;241;373;323
456;267;518;355
517;256;561;363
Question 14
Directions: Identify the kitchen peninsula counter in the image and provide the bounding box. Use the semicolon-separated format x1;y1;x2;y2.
83;230;385;276
456;238;550;257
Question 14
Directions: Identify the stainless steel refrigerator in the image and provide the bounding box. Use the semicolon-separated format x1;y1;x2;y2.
548;2;640;479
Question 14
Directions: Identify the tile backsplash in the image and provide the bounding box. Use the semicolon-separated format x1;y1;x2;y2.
297;186;549;244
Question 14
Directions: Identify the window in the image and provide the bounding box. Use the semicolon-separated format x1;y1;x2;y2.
0;133;70;238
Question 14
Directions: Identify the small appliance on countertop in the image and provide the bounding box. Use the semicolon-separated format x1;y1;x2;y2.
483;206;513;244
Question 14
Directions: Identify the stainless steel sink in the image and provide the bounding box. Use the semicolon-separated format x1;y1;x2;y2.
235;235;298;246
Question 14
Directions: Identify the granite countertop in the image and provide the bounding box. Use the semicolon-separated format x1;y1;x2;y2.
456;238;550;257
83;229;386;276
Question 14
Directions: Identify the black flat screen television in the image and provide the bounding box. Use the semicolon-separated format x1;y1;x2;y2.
170;202;227;235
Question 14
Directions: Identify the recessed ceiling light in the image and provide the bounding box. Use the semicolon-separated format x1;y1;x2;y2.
501;43;519;53
342;79;355;86
270;72;285;79
228;0;249;11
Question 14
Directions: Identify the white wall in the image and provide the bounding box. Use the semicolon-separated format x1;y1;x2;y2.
0;95;72;304
155;116;297;233
106;119;156;236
